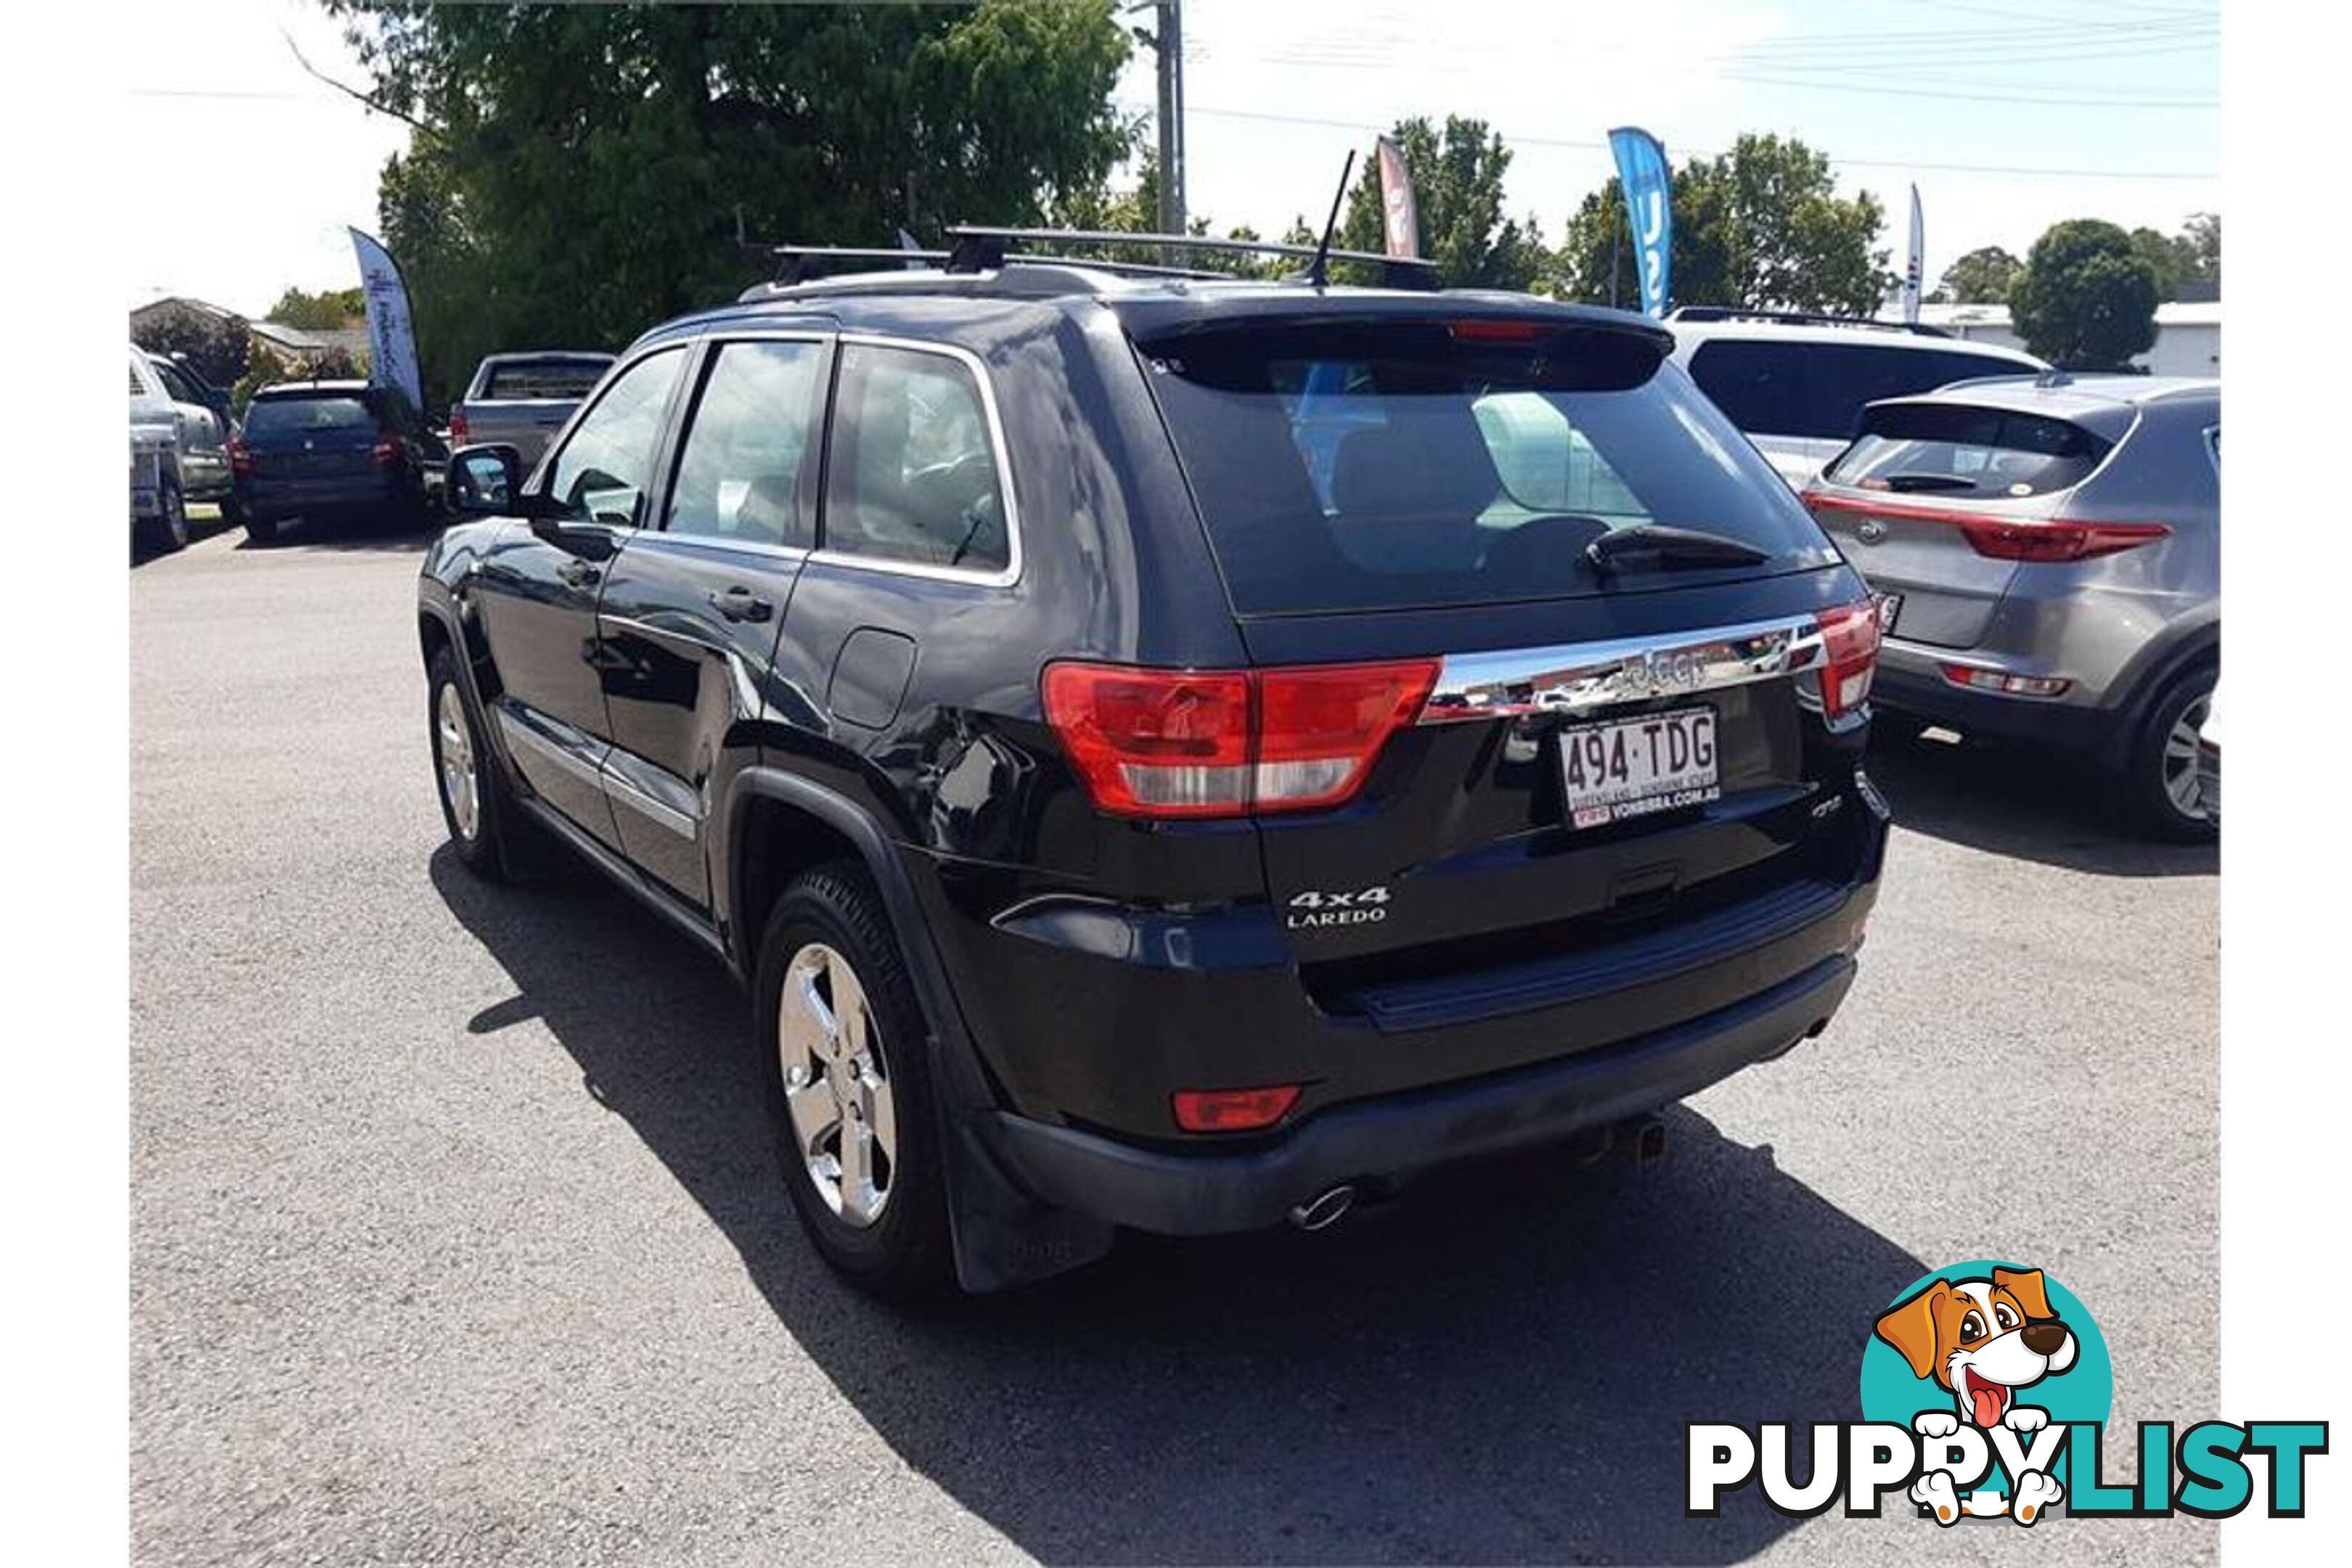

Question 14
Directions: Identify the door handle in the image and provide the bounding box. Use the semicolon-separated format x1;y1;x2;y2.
708;586;774;623
557;559;601;589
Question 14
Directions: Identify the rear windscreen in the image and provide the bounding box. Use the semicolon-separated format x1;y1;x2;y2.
1689;339;2036;441
1826;404;2113;499
483;361;609;400
1138;321;1835;614
244;396;377;436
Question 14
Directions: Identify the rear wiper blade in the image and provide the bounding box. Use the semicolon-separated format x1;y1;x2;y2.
1586;523;1771;574
1875;472;1976;494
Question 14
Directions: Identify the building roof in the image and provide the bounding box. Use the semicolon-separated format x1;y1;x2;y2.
131;295;242;324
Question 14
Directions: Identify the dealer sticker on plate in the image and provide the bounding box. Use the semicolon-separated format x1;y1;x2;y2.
1560;706;1720;829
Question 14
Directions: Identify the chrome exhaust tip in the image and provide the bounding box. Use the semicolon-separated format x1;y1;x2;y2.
1289;1185;1356;1231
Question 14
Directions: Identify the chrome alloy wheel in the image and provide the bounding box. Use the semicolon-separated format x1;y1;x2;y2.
436;682;481;842
777;942;897;1227
2162;690;2214;822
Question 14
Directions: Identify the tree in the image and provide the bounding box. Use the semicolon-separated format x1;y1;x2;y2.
131;303;250;389
266;285;365;329
325;1;1132;407
2129;226;2186;301
1330;116;1545;290
1552;135;1888;316
2177;211;2219;289
1938;245;2022;306
2009;219;2160;369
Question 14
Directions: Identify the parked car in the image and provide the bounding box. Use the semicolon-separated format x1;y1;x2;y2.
1801;374;2219;839
1667;309;2047;489
448;351;616;470
128;344;238;553
232;380;435;544
419;248;1890;1299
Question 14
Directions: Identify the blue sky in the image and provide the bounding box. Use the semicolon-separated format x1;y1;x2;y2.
127;0;2218;314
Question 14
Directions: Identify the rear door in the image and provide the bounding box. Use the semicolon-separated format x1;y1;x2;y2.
594;332;830;909
1804;399;2118;648
1131;315;1873;1016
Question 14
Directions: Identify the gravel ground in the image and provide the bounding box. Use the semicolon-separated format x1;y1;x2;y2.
131;520;2218;1566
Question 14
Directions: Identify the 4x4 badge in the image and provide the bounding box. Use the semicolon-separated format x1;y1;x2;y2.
1287;886;1390;928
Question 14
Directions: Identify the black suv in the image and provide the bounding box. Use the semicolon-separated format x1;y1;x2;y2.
420;239;1890;1298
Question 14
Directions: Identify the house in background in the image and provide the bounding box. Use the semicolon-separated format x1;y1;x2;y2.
131;296;372;377
1914;298;2220;377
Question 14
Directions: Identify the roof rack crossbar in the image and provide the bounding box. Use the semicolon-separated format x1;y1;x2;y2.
947;225;1442;291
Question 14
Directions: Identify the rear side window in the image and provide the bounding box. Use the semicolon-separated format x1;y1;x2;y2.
243;396;377;436
820;343;1009;575
483;359;610;400
1139;320;1832;614
666;340;825;547
128;358;147;396
1689;340;2034;441
1826;404;2112;499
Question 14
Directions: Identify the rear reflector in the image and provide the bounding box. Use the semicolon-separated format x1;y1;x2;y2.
1813;602;1881;719
1941;664;2071;698
1804;492;2168;563
372;436;400;463
1042;658;1437;818
1172;1085;1300;1132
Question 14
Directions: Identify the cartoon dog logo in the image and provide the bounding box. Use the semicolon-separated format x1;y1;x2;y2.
1874;1265;2079;1523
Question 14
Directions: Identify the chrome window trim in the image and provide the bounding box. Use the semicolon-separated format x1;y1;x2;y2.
809;332;1024;589
1418;614;1827;724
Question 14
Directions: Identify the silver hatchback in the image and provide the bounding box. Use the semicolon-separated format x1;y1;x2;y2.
1802;375;2219;839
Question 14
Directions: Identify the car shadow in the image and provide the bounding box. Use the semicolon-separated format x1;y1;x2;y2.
233;507;444;554
430;845;1926;1564
1866;727;2216;878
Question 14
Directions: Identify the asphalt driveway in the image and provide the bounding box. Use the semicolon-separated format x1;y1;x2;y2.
130;521;2219;1565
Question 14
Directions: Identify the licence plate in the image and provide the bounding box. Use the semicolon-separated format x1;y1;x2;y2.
1559;706;1720;829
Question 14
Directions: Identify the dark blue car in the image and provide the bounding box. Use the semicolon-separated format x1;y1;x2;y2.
232;380;432;544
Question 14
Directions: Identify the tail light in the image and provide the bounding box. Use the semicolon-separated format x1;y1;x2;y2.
1805;492;2168;563
1813;602;1880;719
1042;658;1438;818
226;435;250;477
372;436;400;464
448;409;468;446
1172;1085;1300;1132
1953;518;2169;563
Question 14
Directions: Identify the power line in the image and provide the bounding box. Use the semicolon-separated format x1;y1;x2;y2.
1147;103;2218;181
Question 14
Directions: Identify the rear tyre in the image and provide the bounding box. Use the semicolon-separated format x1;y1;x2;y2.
142;473;189;555
218;491;245;526
2121;663;2217;843
244;514;279;547
428;645;515;879
756;864;956;1302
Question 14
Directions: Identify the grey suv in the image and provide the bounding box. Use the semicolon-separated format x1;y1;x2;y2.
1802;374;2218;838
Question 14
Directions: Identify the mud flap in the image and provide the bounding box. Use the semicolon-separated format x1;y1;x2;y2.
939;1103;1116;1293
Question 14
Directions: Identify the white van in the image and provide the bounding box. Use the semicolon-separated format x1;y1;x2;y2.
1666;309;2046;488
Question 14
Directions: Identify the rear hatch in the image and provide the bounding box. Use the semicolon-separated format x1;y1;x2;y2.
1119;309;1878;1031
242;391;390;480
1802;397;2130;648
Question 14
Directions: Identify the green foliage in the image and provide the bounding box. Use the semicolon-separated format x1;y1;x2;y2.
131;304;250;389
1553;134;1889;317
2129;226;2186;301
231;351;289;418
327;0;1133;408
2009;219;2160;369
1330;116;1545;290
266;286;366;329
1048;147;1281;277
1939;245;2022;306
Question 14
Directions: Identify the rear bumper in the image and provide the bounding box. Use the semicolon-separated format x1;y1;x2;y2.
241;472;409;518
984;954;1856;1234
1874;641;2122;753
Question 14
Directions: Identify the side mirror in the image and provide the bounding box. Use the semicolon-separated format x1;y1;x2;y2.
446;444;523;516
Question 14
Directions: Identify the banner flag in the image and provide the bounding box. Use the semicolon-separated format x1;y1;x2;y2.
1375;136;1421;260
1900;184;1925;324
348;228;422;412
1607;127;1673;318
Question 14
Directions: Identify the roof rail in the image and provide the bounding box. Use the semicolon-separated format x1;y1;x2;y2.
947;225;1443;292
1665;305;1953;339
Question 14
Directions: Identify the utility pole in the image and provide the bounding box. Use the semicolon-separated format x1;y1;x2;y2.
1153;1;1187;243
